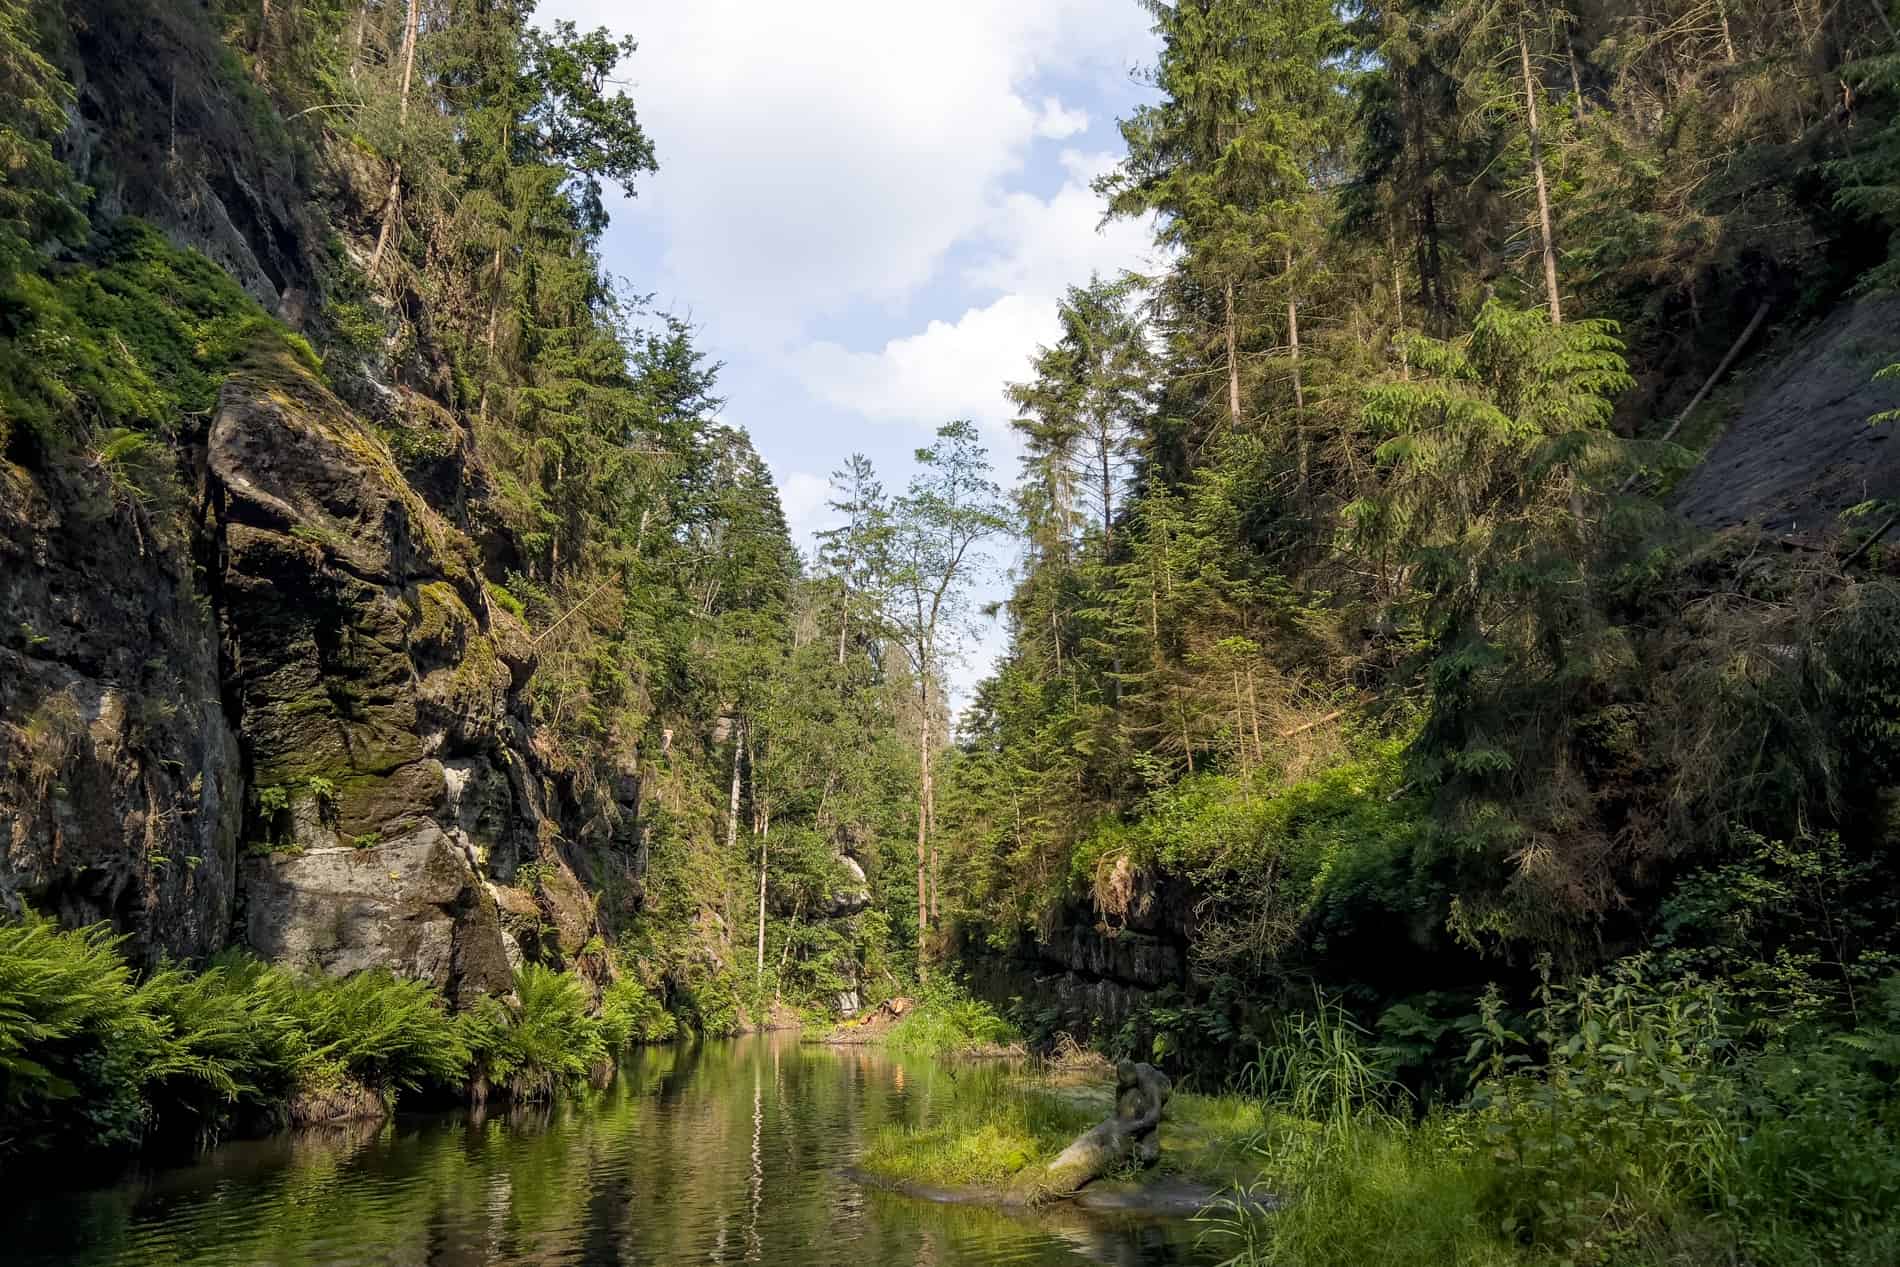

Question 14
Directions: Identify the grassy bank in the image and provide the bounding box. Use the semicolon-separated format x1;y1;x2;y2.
859;1063;1266;1194
0;916;685;1164
854;970;1900;1265
1203;972;1900;1267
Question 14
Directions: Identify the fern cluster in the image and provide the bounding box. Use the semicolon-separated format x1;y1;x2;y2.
0;916;678;1161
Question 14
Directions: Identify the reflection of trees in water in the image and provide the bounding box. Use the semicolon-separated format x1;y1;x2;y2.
30;1035;1212;1267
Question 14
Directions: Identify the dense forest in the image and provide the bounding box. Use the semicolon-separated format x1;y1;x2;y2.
4;0;1900;1261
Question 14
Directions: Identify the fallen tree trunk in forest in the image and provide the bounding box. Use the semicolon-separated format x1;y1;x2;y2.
1023;1060;1171;1200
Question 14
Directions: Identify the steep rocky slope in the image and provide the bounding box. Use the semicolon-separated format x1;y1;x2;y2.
1676;297;1900;540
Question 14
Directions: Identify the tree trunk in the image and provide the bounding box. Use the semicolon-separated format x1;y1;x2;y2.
755;816;768;982
1520;19;1563;325
257;0;273;81
486;237;505;354
1224;279;1242;432
726;716;744;858
915;680;931;980
1391;233;1410;381
1286;247;1307;486
369;0;420;280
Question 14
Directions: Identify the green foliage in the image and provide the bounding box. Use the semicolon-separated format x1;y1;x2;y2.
0;220;313;450
291;969;467;1096
462;963;606;1100
881;981;1019;1057
0;917;155;1154
1466;958;1738;1255
0;0;85;274
673;969;747;1039
1251;992;1406;1128
597;974;677;1046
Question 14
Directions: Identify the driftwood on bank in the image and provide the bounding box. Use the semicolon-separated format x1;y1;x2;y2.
1027;1060;1171;1199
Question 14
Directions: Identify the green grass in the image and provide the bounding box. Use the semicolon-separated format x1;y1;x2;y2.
856;1061;1265;1195
877;982;1021;1057
1198;1113;1519;1267
859;1064;1099;1190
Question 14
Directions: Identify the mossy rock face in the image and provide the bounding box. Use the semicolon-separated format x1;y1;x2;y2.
0;397;243;967
209;342;552;994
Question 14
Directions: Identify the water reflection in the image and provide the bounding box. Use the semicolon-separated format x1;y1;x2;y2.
10;1034;1216;1267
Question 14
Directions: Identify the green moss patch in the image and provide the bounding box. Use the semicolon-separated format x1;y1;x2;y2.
0;219;317;450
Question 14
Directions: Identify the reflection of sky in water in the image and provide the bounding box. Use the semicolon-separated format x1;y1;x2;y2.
10;1034;1219;1267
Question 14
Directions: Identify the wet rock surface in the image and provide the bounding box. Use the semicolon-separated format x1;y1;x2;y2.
242;827;514;1004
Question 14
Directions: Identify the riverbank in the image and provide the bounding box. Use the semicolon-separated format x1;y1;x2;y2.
0;915;749;1165
852;1052;1262;1202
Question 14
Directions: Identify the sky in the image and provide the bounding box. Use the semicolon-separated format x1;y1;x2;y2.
537;0;1163;710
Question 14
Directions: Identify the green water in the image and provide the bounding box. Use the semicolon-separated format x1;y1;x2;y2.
11;1034;1220;1266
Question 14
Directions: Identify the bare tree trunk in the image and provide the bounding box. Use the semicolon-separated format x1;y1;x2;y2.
755;818;768;983
349;3;367;84
726;716;744;857
1520;19;1563;326
258;0;273;81
1716;0;1738;61
1224;280;1242;431
486;238;505;353
1566;27;1588;115
915;680;932;980
1246;665;1263;767
1286;247;1307;486
369;0;420;280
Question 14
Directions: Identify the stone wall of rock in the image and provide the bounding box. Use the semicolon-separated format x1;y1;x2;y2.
0;437;243;966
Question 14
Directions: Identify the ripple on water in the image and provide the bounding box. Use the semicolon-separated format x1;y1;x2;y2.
9;1035;1219;1267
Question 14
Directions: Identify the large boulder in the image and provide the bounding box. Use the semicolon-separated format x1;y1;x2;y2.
242;826;513;1004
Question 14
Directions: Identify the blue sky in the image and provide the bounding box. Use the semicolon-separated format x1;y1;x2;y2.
539;1;1163;706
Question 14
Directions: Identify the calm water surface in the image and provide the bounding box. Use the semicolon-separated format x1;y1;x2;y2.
11;1034;1219;1267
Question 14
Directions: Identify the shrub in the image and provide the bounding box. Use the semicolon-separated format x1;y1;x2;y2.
291;969;469;1096
135;954;308;1139
598;975;677;1046
883;980;1018;1056
463;963;607;1100
0;917;156;1155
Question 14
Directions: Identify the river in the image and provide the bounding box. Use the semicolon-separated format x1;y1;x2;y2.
10;1034;1221;1266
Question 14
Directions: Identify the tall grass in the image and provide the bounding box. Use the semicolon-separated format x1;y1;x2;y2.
1204;969;1900;1267
881;980;1020;1057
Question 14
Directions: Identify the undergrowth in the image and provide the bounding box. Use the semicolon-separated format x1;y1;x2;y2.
0;915;699;1164
879;980;1020;1057
1199;965;1900;1267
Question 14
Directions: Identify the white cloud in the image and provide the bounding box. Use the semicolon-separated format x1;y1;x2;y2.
1033;97;1091;140
791;151;1155;441
542;0;1153;346
797;293;1057;434
775;469;840;548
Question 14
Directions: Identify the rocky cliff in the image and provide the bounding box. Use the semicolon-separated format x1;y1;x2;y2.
0;2;627;991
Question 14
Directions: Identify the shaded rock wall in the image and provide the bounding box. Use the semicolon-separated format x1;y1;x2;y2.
1675;296;1900;539
0;444;243;965
966;922;1191;1038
